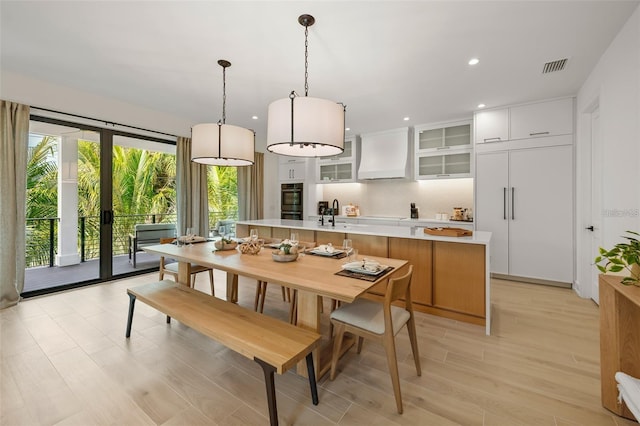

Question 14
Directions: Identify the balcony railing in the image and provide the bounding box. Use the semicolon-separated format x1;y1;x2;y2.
25;212;235;269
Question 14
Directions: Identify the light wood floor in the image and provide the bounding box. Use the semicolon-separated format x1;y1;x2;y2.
1;272;637;426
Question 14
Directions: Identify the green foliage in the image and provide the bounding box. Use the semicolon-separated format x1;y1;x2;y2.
208;166;238;222
26;136;239;266
594;230;640;286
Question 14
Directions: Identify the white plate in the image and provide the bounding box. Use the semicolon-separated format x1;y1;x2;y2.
310;248;344;256
342;262;389;275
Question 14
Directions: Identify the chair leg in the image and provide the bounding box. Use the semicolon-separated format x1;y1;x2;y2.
258;282;267;313
406;317;422;376
383;331;403;414
208;269;215;296
328;299;341;336
254;281;262;311
288;289;298;325
356;336;364;354
329;322;346;381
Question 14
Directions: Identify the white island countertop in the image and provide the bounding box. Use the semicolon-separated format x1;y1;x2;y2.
236;219;491;246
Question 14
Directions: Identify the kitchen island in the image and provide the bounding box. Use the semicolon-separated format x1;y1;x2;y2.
236;219;492;335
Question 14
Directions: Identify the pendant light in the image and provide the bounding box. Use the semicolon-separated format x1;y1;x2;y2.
267;14;345;157
191;60;255;166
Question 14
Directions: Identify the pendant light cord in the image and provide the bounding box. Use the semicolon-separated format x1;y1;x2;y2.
304;24;309;97
221;64;227;124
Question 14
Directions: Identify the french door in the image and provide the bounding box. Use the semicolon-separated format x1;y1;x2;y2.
23;116;176;295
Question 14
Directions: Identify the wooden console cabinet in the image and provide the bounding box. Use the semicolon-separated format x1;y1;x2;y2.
599;274;640;421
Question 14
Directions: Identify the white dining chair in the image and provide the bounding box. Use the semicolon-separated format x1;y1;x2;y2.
158;238;215;295
329;265;421;414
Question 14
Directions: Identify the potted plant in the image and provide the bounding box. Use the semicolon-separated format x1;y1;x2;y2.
595;230;640;286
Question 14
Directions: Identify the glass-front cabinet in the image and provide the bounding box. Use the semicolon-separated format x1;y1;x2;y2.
415;119;472;179
316;136;358;183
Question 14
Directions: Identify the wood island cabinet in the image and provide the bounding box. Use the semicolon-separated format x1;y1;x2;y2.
388;238;433;305
433;242;486;318
235;222;489;329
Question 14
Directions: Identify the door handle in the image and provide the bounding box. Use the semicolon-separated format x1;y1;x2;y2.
586;225;595;231
102;210;113;225
511;187;515;220
503;187;507;220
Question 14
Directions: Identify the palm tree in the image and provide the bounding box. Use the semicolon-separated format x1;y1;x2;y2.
25;136;58;266
208;166;238;225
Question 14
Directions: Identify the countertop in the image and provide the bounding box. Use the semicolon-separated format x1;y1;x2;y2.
236;219;491;245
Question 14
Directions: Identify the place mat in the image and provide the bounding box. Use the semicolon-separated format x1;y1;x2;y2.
308;251;348;259
335;266;394;281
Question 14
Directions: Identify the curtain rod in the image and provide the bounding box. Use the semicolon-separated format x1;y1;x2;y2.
30;106;180;139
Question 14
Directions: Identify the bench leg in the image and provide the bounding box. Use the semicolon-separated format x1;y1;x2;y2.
305;352;319;405
126;293;136;338
254;357;278;426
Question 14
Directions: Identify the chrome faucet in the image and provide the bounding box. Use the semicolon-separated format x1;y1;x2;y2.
331;199;339;227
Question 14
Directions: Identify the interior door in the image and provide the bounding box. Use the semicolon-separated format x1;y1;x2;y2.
476;151;509;274
590;109;602;304
509;145;573;283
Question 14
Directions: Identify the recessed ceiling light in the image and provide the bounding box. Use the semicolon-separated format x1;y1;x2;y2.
468;58;480;65
403;117;410;121
345;127;350;131
477;103;486;108
251;116;258;120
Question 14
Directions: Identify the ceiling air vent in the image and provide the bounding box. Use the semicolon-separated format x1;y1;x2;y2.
542;58;568;74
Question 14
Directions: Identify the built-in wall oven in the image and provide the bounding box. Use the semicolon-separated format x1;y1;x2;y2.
281;183;303;220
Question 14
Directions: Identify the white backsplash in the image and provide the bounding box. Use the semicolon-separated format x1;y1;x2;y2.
319;178;473;220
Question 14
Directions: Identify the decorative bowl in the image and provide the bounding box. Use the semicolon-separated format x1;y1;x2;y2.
272;252;299;262
237;239;263;255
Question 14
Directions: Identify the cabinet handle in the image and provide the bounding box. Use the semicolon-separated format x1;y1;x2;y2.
529;131;550;136
483;137;502;142
437;146;451;150
503;188;507;220
511;187;515;220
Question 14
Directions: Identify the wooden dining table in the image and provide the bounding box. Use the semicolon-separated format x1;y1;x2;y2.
142;241;409;377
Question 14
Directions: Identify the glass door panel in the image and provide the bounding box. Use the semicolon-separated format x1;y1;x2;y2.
24;120;101;293
112;135;177;275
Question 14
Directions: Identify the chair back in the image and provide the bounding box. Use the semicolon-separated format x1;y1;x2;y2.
384;265;414;310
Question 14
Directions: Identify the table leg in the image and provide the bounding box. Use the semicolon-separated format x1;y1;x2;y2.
226;272;239;303
296;290;321;376
177;261;191;286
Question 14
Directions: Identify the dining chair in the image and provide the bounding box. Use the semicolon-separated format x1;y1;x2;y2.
254;240;316;323
158;238;215;295
329;265;420;414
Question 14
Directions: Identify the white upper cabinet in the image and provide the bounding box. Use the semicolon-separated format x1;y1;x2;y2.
316;137;358;183
474;109;509;144
415;120;472;180
416;120;472;152
475;97;574;145
278;157;307;182
509;97;574;140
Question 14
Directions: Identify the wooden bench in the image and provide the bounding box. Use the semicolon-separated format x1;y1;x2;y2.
126;280;321;426
128;223;177;268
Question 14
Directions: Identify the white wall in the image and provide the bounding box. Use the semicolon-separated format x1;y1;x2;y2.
1;71;193;137
575;5;640;298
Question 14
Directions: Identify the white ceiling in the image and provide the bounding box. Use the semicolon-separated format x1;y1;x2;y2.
1;1;638;139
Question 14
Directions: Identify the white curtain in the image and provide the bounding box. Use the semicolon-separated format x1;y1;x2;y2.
176;136;209;236
238;152;264;220
0;100;30;309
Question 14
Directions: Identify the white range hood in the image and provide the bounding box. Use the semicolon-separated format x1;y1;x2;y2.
357;127;411;180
